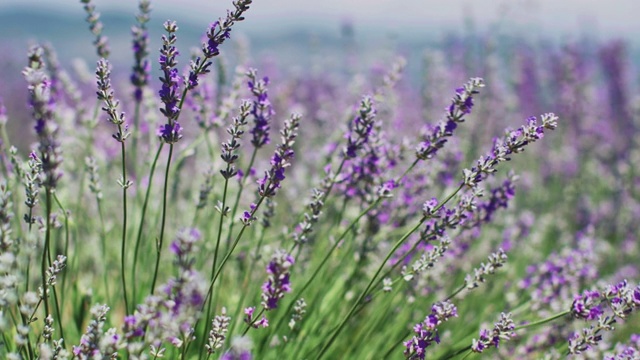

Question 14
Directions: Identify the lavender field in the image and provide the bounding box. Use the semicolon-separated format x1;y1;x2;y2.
1;0;640;359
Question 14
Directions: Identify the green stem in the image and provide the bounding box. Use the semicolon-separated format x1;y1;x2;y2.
225;147;258;249
41;189;52;324
150;143;173;294
314;216;425;359
95;193;111;305
228;229;267;337
52;193;70;316
119;130;130;314
516;310;570;330
200;175;230;360
132;144;163;305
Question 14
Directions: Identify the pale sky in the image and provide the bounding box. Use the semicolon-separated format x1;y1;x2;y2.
1;0;638;38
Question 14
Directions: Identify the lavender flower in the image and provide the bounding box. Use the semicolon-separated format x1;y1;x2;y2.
404;300;458;359
288;298;307;330
72;304;112;358
571;289;603;320
220;100;252;179
256;113;300;198
344;96;376;158
202;0;253;58
123;229;207;355
243;307;268;329
416;78;484;160
157;20;183;143
568;280;640;355
186;0;253;90
463;113;558;188
23;46;63;190
130;0;152;102
196;167;215;209
261;249;295;310
206;308;231;355
45;255;66;287
80;0;110;58
292;188;325;245
464;248;508;290
96;59;131;143
85;157;103;199
247;69;275;147
471;312;516;353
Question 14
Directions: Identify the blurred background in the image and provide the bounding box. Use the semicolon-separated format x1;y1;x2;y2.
1;0;639;143
1;0;639;63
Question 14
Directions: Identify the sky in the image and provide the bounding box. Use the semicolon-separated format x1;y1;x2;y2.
0;0;639;39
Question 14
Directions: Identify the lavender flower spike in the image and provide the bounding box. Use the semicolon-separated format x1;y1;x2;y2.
416;78;484;160
81;0;110;58
96;59;131;144
471;312;516;353
23;45;63;190
404;300;458;359
344;96;376;158
157;20;183;143
257;113;301;198
186;0;253;90
569;280;640;355
247;68;275;148
261;249;295;310
130;0;151;102
463;113;558;188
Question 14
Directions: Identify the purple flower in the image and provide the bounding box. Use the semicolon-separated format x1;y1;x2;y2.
257;114;300;198
344;96;376;159
417;78;484;160
261;250;295;310
247;69;275;148
24;45;63;190
81;0;110;58
130;0;151;102
571;290;603;320
471;313;516;353
157;121;183;144
404;301;457;359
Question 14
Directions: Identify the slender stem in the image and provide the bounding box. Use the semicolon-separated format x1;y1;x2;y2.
516;310;570;330
131;99;142;182
24;206;34;293
314;217;426;359
225;147;258;249
241;308;266;336
52;193;70;314
211;193;267;293
315;183;466;358
200;175;230;359
41;189;52;323
150;143;174;294
228;229;266;337
95;193;111;305
119;130;130;313
51;286;65;343
267;161;420;346
267;199;380;347
445;285;467;302
132;144;163;304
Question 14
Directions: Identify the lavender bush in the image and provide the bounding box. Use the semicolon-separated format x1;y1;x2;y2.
0;1;639;359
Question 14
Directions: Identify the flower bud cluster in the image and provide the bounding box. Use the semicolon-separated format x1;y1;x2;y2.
404;300;458;359
471;312;516;353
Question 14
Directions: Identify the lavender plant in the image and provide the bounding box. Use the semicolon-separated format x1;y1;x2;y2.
1;1;639;359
